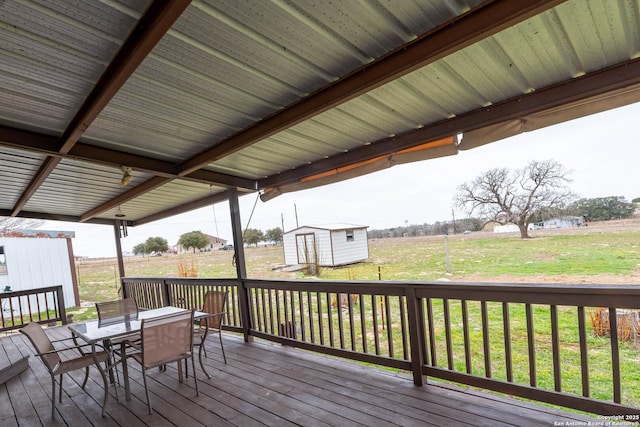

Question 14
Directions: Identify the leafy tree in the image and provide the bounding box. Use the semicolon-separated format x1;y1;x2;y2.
178;230;209;253
454;159;576;239
132;243;147;255
144;236;168;253
570;196;635;221
243;228;264;246
265;227;283;244
632;197;640;204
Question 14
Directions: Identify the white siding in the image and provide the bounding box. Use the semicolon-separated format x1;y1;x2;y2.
0;237;76;308
330;228;369;265
283;225;369;267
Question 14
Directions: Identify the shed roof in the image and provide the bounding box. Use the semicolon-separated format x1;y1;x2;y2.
1;0;639;228
0;229;75;239
285;224;368;234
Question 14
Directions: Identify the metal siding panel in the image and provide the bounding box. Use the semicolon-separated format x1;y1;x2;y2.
0;0;148;132
0;237;75;307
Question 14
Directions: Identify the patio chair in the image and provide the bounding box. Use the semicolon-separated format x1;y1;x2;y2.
95;298;140;383
20;322;111;418
121;309;198;414
191;290;228;379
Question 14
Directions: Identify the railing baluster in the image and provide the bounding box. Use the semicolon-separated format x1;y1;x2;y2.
577;306;589;397
427;298;437;367
307;291;315;343
359;294;367;354
503;302;512;382
372;294;380;355
338;293;346;349
462;300;471;374
298;290;306;341
481;300;491;378
385;295;393;358
443;299;453;370
609;307;621;403
399;296;408;360
551;304;561;392
347;293;355;351
317;292;324;345
526;303;536;387
326;292;334;347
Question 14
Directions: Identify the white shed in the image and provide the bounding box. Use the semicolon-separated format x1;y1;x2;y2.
0;229;79;308
283;224;369;267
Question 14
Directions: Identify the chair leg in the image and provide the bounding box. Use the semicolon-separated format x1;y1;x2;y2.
218;330;227;364
142;370;152;415
191;355;199;397
198;342;211;379
59;374;63;403
50;376;56;419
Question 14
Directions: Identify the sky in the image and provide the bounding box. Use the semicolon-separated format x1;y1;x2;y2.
41;101;640;258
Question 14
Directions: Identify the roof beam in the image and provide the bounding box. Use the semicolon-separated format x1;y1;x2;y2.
176;0;564;176
10;0;192;216
0;125;257;190
260;57;640;189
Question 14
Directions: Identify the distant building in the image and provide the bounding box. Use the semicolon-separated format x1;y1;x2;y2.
174;234;227;254
283;224;369;267
0;229;79;308
494;216;585;233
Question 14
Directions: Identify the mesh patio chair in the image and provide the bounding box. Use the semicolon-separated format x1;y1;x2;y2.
192;290;228;379
95;298;140;384
121;309;198;414
20;322;111;418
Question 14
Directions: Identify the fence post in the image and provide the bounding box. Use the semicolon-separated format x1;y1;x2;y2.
405;286;424;386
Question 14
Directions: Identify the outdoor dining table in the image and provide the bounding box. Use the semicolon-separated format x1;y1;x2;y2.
67;306;209;412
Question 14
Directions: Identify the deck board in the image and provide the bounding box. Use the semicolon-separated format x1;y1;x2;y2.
0;326;599;426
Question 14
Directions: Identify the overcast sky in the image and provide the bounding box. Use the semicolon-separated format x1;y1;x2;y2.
44;101;640;258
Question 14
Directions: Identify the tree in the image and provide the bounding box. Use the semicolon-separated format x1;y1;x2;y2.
570;196;635;221
454;159;576;239
132;243;147;255
264;227;283;244
243;228;264;247
144;236;169;253
178;231;209;253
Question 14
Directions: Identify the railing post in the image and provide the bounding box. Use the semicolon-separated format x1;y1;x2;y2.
162;279;171;307
56;285;67;325
405;286;424;386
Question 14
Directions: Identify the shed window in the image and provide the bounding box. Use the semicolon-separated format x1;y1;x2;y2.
346;229;354;242
0;246;6;275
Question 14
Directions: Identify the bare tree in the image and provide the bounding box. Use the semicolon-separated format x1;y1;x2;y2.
454;159;576;238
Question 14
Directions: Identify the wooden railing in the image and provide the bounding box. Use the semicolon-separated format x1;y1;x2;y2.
121;276;640;416
0;285;67;332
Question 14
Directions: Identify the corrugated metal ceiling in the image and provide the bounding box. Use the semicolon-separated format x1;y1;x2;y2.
1;0;640;227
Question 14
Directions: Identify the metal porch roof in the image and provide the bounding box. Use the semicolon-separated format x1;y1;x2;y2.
1;0;639;227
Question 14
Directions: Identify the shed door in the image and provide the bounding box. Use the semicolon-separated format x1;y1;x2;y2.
296;233;316;264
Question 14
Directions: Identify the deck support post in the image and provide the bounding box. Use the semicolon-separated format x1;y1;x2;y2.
228;188;253;342
406;286;425;386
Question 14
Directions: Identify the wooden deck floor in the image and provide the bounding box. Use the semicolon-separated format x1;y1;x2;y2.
1;325;598;427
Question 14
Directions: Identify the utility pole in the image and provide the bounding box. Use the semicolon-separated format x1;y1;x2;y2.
451;209;456;234
294;203;299;228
